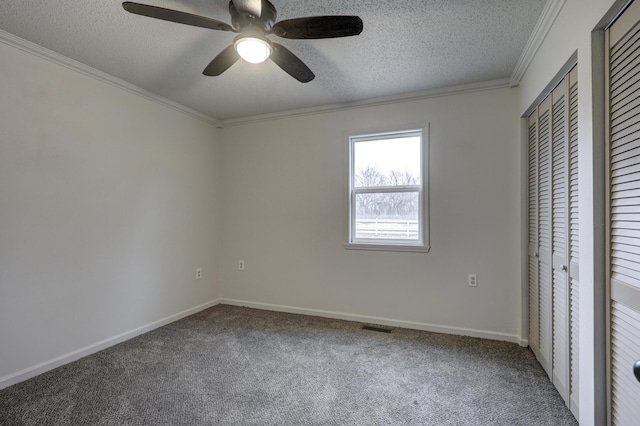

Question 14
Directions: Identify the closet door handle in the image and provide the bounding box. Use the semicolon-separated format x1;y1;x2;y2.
634;361;640;383
561;264;567;272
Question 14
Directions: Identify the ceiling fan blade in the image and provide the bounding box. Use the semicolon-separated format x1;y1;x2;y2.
270;43;315;83
232;0;262;18
271;16;363;39
122;2;235;32
203;45;240;76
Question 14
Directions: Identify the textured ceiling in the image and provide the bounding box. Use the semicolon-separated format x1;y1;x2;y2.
0;0;547;121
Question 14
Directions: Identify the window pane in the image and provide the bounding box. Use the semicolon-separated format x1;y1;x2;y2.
354;136;421;188
354;192;419;240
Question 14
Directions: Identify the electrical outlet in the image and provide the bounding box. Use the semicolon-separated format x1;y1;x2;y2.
238;260;245;271
468;274;477;287
196;268;203;280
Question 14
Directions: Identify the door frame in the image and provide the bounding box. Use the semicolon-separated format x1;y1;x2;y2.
522;53;578;352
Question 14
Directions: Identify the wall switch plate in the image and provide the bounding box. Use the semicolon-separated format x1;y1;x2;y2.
238;260;245;271
196;268;203;280
468;273;478;287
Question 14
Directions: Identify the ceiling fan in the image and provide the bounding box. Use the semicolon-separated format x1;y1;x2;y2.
122;0;363;83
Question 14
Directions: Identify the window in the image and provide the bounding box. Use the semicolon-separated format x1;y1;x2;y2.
347;127;429;252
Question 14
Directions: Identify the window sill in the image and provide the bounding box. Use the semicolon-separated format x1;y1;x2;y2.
344;243;431;253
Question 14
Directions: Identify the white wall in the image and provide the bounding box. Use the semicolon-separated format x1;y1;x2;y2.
516;1;620;424
220;87;523;341
0;39;222;386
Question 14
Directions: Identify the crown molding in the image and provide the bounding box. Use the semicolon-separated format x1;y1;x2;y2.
0;29;221;127
510;0;567;87
220;78;511;127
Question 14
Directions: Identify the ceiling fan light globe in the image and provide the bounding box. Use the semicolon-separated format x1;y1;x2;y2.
234;37;272;64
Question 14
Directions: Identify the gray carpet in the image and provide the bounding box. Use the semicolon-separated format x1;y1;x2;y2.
0;305;577;425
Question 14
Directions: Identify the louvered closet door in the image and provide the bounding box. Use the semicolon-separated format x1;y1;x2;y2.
537;96;554;376
567;67;579;418
607;1;640;424
528;111;540;357
527;68;578;415
551;78;571;403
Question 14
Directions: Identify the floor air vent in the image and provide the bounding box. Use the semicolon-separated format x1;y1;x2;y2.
361;325;393;333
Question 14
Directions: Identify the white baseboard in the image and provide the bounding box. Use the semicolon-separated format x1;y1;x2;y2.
221;298;522;344
0;298;222;390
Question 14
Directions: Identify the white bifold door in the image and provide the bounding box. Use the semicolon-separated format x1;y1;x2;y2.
527;66;579;418
607;1;640;424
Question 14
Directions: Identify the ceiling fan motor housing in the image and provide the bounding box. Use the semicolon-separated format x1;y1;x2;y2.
229;0;276;31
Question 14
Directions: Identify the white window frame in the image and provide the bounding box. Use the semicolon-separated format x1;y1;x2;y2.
345;125;430;253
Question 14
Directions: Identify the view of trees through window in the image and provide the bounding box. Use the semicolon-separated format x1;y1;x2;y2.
352;134;422;241
354;166;419;218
